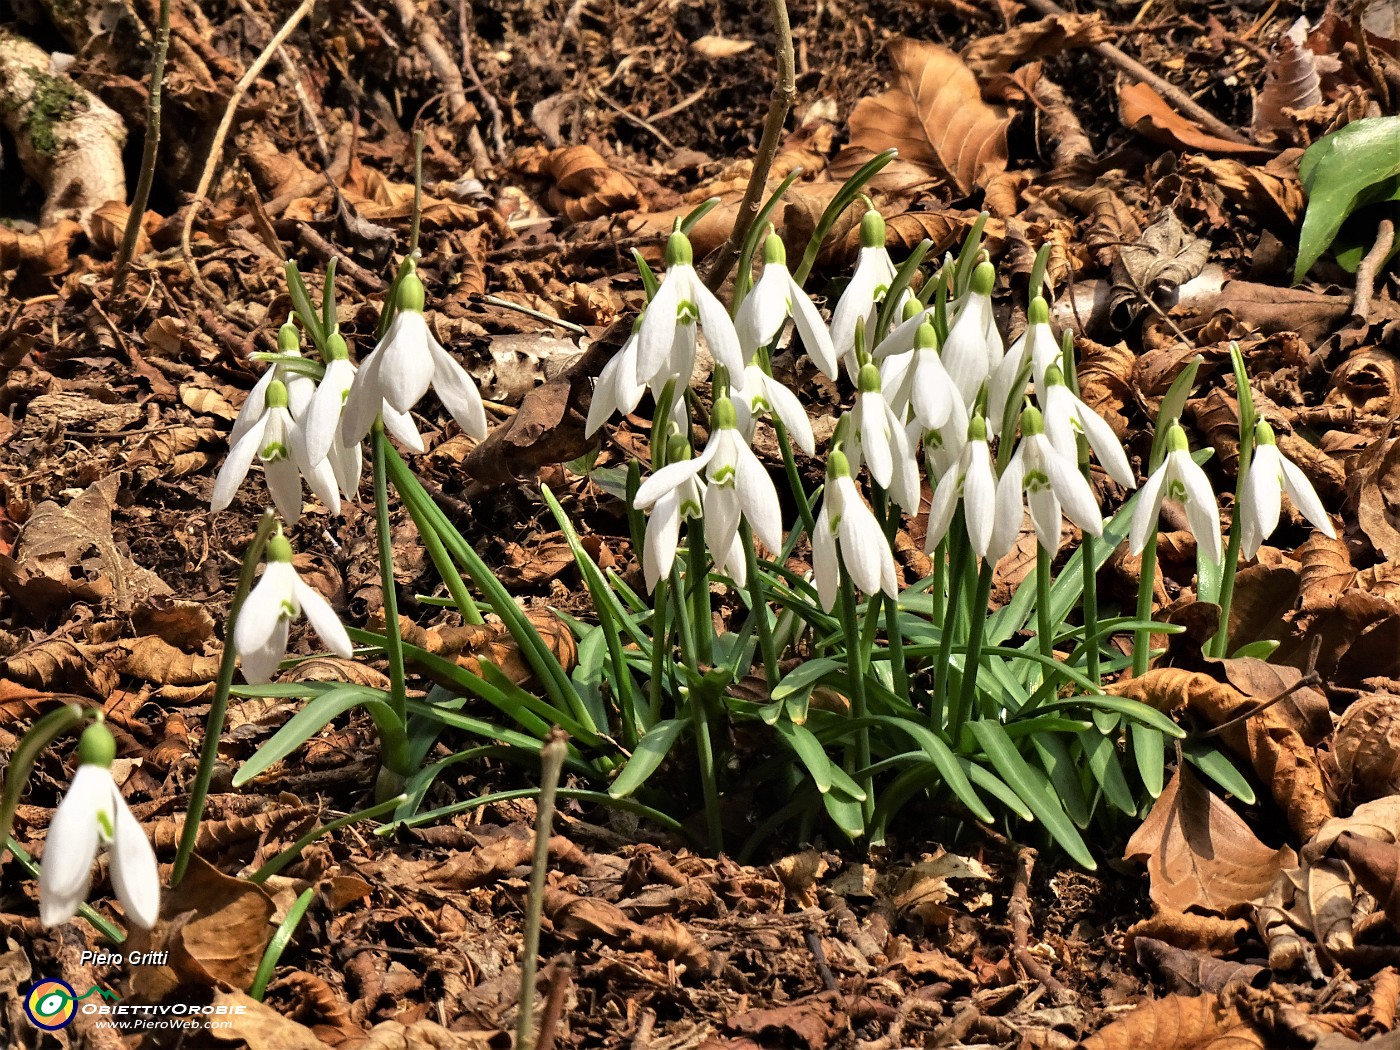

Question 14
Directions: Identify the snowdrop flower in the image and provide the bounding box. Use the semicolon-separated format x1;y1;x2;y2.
632;395;780;587
586;321;645;437
1038;364;1136;490
849;362;921;511
341;269;489;448
733;360;816;455
40;722;159;930
988;297;1058;435
924;415;998;560
635;230;745;391
735;232;838;379
992;407;1104;557
883;321;961;434
229;319;316;449
300;330;424;492
1239;420;1335;559
212;377;341;524
1129;424;1222;563
812;447;898;611
632;436;709;592
235;531;354;683
830;208;900;376
941;261;1003;407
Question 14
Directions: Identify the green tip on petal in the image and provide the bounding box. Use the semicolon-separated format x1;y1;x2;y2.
278;320;300;353
762;232;786;266
266;379;289;409
903;297;923;322
1166;424;1190;453
1028;297;1049;325
665;231;694;268
859;208;886;248
324;330;349;362
712;396;738;430
968;415;987;442
828;449;851;479
1254;419;1277;445
1020;406;1045;436
77;721;117;768
266;532;295;564
1044;363;1065;387
915;321;938;350
665;434;692;462
398;271;427;313
857;362;882;393
971;260;995;296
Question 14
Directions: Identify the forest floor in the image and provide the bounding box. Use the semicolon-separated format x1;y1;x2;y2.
2;0;1400;1045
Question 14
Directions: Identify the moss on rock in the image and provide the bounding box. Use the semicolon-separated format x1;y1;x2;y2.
21;67;87;158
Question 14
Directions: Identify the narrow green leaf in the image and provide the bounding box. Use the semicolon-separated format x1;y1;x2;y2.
1130;723;1165;798
1183;740;1257;805
1030;734;1092;828
1077;729;1137;815
609;719;686;799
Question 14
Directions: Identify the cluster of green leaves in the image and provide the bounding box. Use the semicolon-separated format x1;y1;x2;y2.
1296;116;1400;282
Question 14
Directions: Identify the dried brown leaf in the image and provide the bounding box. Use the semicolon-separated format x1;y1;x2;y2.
961;13;1114;78
1184;154;1306;232
0;220;80;275
1081;992;1264;1049
1333;832;1400;931
1120;82;1274;157
1125;766;1297;916
1133;937;1269;994
120;635;219;685
1109;208;1211;330
541;145;644;222
1254;19;1338;139
848;38;1012;195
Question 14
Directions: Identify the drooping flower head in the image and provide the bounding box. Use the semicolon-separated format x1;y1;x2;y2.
1239;420;1335;559
234;531;354;683
632;434;708;592
1130;423;1222;563
812;445;898;612
992;406;1104;557
735;231;838;379
40;721;160;931
1038;364;1135;491
941;260;1002;407
925;414;999;561
849;360;921;511
341;266;489;448
830;208;899;378
989;296;1057;436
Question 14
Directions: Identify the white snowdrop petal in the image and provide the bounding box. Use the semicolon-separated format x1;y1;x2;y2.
962;444;998;560
634;458;706;510
264;459;305;525
377;313;438;413
294;579;353;659
787;275;839;379
429;342;489;440
1279;454;1335;537
1129;466;1169;556
693;277;746;382
643;489;684;593
39;766;107;927
108;791;161;930
1176;454;1223;563
210;418;267;513
812;505;839;612
735;446;782;553
340;349;387;448
301;359;356;467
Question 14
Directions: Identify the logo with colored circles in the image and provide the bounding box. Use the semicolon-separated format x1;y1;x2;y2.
24;978;78;1030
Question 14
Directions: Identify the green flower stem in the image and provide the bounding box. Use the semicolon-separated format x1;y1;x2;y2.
517;732;568;1050
1035;542;1054;681
250;887;313;1001
648;577;670;725
249;793;408;883
669;563;698;673
772;419;816;538
836;571;875;826
172;509;278;888
740;522;779;688
1079;531;1100;685
687;531;713;666
933;521;969;724
6;837;125;943
0;702;88;857
689;682;724;854
372;427;411;771
1209;497;1246;659
931;539;947;630
417;509;484;625
1133;528;1160;678
872;490;909;704
953;562;996;728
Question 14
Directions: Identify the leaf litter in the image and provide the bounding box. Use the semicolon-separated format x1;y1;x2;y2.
1;0;1400;1044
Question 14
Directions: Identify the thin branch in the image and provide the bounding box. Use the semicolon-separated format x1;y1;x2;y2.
111;0;171;298
1352;217;1395;322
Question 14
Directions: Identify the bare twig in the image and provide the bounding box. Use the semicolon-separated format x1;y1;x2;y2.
1197;636;1324;740
704;0;796;290
457;0;506;158
1352;217;1395;322
390;0;471;121
180;0;316;301
517;731;569;1050
1020;0;1252;145
531;955;573;1050
1353;2;1394;113
112;0;171;298
1009;846;1067;998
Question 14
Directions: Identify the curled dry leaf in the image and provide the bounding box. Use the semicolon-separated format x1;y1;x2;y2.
1253;19;1338;141
131;596;216;650
1107;668;1333;840
1357;437;1400;561
691;34;754;59
1327;348;1400;419
0;219;81;276
284;656;391;689
541;145;645;222
1332;832;1400;931
1299;532;1356;614
1183;154;1306;233
1119;82;1274;157
1133;936;1269;995
1108;208;1211;330
1124;766;1297;917
960;12;1114;78
120;635;220;686
847;38;1011;196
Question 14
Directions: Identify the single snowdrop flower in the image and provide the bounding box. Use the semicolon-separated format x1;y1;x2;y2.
992;407;1104;557
924;415;998;560
211;377;341;523
812;447;898;611
586;320;645;437
893;321;960;434
341;268;489;448
632;435;708;592
911;416;963;481
40;722;159;930
1038;364;1136;490
734;360;816;455
633;395;781;588
235;531;354;683
229;319;317;450
1239;420;1335;559
849;361;921;511
941;260;1003;407
830;208;900;377
635;229;745;390
735;232;838;379
1130;424;1222;563
988;297;1058;435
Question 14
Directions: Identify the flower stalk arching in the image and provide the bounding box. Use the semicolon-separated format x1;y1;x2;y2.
1209;344;1256;659
172;509;279;887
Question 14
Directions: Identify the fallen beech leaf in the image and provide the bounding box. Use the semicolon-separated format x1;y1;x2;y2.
1253;18;1338;140
1324;694;1400;805
1120;82;1274;157
0;219;80;275
848;38;1012;195
1358;438;1400;561
892;850;991;924
120;635;220;685
1108;208;1211;329
1333;832;1400;931
1125;908;1250;955
541;144;644;222
1299;533;1356;614
1184;154;1306;232
1125;766;1296;916
1134;936;1269;994
1081;992;1264;1049
961;12;1114;77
